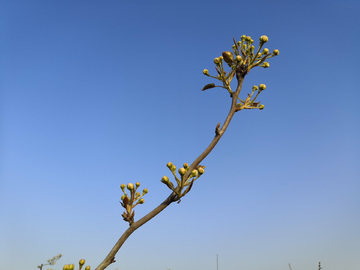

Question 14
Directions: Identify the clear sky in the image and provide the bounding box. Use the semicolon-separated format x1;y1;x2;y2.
1;1;359;270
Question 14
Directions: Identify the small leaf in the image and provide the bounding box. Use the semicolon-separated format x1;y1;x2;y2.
123;196;129;206
222;51;234;64
187;180;194;193
202;83;216;91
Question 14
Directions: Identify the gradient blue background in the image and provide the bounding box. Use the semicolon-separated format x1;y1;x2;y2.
1;1;359;270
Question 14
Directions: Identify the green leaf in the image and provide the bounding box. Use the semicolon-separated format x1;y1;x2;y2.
202;83;216;91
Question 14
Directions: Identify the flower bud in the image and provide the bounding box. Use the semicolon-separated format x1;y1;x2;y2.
178;167;186;175
135;191;140;198
85;266;90;270
214;58;220;64
143;188;148;194
273;49;279;55
237;41;241;46
63;265;69;270
121;195;125;201
252;85;258;91
120;184;125;190
183;163;189;169
166;162;173;168
216;75;221;80
235;55;242;62
79;259;85;266
198;167;205;175
262;48;269;54
250;45;255;52
203;69;210;76
246;36;252;42
190;170;198;177
262;62;270;68
136;182;140;187
161;176;169;183
127;183;134;191
241;35;246;41
139;198;145;204
259;84;266;91
259;104;265;110
219;56;224;61
69;265;75;270
260;35;268;44
170;164;176;171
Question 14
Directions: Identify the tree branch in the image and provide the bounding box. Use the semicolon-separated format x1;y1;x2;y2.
95;71;246;270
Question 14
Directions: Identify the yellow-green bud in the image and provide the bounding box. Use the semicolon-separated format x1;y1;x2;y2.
127;183;134;191
198;167;205;175
262;48;269;55
136;182;140;187
178;167;186;175
120;184;125;190
250;45;255;52
191;170;198;177
216;74;221;80
237;41;241;46
260;35;268;44
262;62;270;68
79;259;85;266
135;191;140;198
63;265;69;270
246;36;252;42
139;198;145;204
241;35;246;41
219;56;223;61
273;49;279;55
170;165;176;171
259;84;266;91
69;265;75;270
143;188;148;194
214;58;220;64
256;53;262;58
235;55;242;62
259;104;265;110
161;176;169;183
85;266;90;270
166;162;173;168
121;195;125;201
252;85;258;91
183;163;189;169
203;69;209;76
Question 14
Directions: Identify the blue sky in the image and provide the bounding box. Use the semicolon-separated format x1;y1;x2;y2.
1;1;359;270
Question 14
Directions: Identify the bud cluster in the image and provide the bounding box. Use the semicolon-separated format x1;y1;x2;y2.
44;254;62;266
62;259;90;270
161;162;206;202
119;181;148;225
235;83;267;111
201;34;279;97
